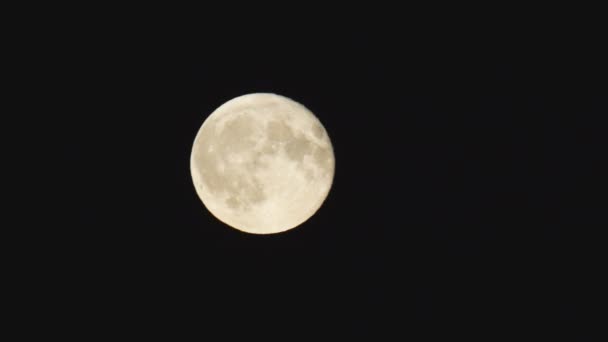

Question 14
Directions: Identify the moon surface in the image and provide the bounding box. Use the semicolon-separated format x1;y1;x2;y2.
190;93;335;234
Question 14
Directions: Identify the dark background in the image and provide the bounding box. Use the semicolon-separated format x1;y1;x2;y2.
36;9;605;339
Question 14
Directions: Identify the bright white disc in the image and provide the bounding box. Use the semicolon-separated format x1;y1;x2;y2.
190;93;335;234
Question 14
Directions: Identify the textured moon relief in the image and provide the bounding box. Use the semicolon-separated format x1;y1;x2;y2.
190;93;335;234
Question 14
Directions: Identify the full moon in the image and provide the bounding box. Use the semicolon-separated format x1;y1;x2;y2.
190;93;335;234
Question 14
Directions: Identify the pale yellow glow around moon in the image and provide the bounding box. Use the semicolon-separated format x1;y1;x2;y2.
190;93;335;234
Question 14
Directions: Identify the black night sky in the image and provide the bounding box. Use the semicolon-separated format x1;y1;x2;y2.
42;9;605;339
